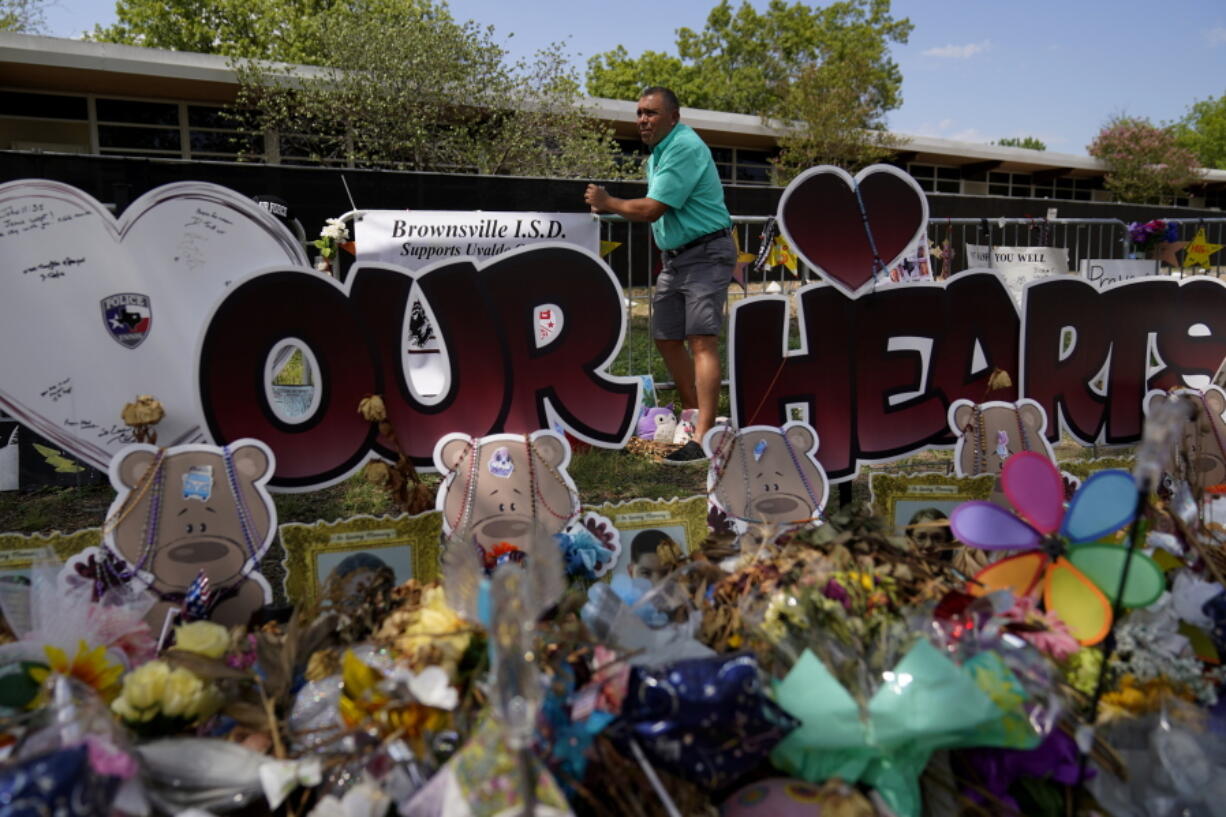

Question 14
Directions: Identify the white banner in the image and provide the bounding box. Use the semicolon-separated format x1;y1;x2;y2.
354;210;600;271
966;244;1070;303
1077;258;1160;288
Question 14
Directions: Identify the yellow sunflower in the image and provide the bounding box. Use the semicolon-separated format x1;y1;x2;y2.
29;640;124;700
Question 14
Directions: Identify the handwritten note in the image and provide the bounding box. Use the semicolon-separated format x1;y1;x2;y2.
40;378;71;403
0;202;90;241
20;257;85;281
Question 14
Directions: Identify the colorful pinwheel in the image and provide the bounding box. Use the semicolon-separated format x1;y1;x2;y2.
950;452;1164;645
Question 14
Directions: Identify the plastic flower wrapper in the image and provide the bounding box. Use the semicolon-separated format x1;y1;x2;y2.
401;715;574;817
1;676;141;816
1100;607;1226;709
758;577;1052;817
0;557;154;710
581;577;713;667
135;737;270;814
606;652;798;790
336;649;455;752
1087;696;1226;817
770;636;1037;817
0;742;123;817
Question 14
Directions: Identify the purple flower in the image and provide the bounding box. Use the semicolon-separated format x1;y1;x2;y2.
823;578;851;611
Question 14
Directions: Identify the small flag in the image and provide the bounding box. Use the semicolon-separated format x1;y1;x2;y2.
184;570;213;621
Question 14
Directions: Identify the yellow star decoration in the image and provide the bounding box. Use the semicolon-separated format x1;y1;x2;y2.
599;240;621;258
731;230;756;266
1183;228;1223;269
766;235;798;273
730;230;757;290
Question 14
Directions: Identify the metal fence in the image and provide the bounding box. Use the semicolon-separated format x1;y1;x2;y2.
600;215;1226;389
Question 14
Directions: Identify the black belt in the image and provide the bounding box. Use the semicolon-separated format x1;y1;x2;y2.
663;227;731;257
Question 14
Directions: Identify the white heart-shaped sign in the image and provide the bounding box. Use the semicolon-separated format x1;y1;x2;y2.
0;180;309;469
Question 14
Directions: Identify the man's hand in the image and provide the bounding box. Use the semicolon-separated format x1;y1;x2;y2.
583;185;667;223
584;184;610;213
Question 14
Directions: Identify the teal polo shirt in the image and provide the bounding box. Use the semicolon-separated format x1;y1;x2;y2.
645;123;732;251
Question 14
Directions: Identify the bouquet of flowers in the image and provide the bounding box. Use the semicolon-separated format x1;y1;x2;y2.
1127;219;1179;254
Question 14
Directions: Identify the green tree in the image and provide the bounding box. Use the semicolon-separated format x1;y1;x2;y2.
1173;93;1226;170
1;0;45;32
233;2;627;178
1087;115;1202;203
88;0;343;64
994;136;1046;151
771;47;900;182
586;0;911;119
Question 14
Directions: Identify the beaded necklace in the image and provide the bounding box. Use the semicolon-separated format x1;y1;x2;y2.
523;435;578;521
221;444;260;563
965;405;1032;475
449;438;482;534
98;449;168;595
709;428;825;525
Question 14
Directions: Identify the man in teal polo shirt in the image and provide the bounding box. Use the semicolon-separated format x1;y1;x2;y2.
584;86;735;465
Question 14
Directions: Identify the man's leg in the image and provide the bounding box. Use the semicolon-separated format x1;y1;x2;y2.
654;338;697;411
688;334;720;441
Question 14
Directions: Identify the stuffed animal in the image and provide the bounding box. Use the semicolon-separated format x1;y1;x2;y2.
636;404;677;442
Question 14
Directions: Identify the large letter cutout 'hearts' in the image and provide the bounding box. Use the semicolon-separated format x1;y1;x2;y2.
0;180;309;470
776;164;929;298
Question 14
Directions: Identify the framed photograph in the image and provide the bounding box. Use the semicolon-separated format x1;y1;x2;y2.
280;512;442;605
588;496;708;586
869;472;996;543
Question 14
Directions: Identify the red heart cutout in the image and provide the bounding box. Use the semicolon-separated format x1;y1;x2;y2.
776;165;928;297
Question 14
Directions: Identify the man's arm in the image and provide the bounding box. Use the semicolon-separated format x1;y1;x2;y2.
584;184;668;223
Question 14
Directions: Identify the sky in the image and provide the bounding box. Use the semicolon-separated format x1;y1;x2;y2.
43;0;1226;158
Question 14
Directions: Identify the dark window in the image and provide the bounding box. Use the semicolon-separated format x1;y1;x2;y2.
988;171;1009;184
916;177;937;192
98;125;182;151
937;166;960;180
187;105;239;129
936;179;960;194
735;163;770;184
189;130;262;154
715;164;732;181
0;91;87;120
710;147;733;163
989;183;1009;196
96;98;179;126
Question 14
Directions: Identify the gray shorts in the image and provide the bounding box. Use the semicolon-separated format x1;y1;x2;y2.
652;234;736;340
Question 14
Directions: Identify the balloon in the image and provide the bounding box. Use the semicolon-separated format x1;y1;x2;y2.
722;778;826;816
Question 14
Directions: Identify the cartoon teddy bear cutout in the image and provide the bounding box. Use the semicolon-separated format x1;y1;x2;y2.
947;398;1057;477
702;422;829;530
1147;386;1226;491
434;430;580;552
68;439;277;629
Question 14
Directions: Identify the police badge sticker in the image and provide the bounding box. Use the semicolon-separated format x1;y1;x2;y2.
101;293;151;349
